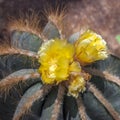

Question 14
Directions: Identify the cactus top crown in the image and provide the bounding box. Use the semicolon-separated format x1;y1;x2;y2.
37;30;108;98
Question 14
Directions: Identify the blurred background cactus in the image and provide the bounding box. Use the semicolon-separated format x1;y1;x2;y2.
0;0;120;120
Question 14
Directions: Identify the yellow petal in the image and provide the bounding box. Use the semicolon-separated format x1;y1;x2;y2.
38;39;75;84
69;61;81;73
68;75;86;98
75;30;108;65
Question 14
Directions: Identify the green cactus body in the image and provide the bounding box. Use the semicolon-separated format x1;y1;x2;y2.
0;12;120;120
11;31;43;52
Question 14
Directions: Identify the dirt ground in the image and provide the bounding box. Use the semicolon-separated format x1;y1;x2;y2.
0;0;120;58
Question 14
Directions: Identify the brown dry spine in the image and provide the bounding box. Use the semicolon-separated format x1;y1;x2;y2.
13;85;52;120
84;68;120;86
0;72;40;94
50;84;65;120
44;5;66;39
88;82;120;120
8;11;45;41
0;46;38;58
76;95;88;120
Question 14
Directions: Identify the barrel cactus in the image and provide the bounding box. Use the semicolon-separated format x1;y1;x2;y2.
0;10;120;120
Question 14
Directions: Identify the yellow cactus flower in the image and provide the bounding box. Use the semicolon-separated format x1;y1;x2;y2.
38;39;75;84
37;30;108;98
68;75;86;98
75;30;108;65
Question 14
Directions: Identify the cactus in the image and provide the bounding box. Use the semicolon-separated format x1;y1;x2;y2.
0;9;120;120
